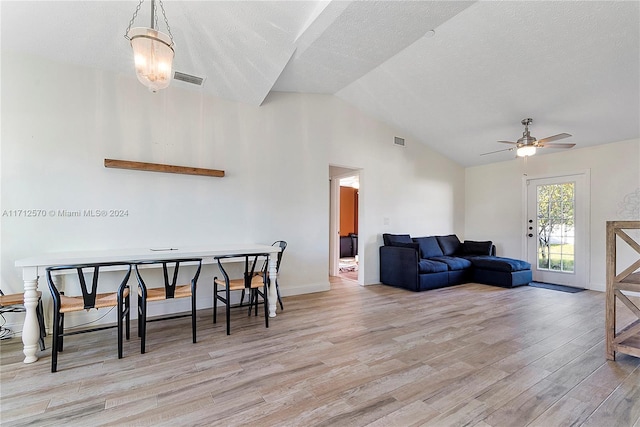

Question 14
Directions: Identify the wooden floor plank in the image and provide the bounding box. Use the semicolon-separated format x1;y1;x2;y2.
581;365;640;427
1;279;639;426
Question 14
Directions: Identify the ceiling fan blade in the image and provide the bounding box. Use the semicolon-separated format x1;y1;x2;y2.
480;147;514;156
537;133;572;145
539;142;576;149
497;140;517;145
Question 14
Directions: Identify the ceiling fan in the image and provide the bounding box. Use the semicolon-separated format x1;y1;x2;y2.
482;118;575;157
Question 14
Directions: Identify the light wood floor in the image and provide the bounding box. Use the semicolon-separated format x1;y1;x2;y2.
1;278;639;426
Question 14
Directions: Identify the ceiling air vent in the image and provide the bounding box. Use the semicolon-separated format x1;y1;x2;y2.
394;137;405;147
173;71;206;87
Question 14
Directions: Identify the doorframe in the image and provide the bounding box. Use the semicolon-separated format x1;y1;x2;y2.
521;169;591;288
329;167;363;285
329;175;340;277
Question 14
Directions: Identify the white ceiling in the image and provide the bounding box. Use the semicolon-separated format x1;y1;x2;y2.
2;1;638;167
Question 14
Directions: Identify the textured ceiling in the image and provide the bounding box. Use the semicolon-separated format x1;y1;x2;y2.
1;1;638;167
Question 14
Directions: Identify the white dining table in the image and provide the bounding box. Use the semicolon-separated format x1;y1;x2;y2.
15;243;281;364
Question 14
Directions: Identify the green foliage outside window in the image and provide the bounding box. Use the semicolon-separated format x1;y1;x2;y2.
537;183;575;272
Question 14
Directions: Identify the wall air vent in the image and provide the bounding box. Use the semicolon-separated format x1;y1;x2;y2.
173;71;206;87
394;137;405;147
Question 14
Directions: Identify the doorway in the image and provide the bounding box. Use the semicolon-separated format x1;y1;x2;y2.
525;172;589;288
329;166;361;284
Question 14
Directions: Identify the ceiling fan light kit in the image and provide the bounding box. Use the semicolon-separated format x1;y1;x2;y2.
483;117;576;158
516;145;536;157
124;0;175;92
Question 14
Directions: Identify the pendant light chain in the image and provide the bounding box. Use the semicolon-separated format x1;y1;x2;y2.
158;1;174;44
124;0;174;45
124;0;144;40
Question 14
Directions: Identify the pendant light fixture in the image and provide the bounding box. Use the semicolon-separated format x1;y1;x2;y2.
124;0;175;92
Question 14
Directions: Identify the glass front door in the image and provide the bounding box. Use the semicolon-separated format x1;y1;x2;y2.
526;174;588;287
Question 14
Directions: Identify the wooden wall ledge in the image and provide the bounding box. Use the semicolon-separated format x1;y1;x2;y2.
104;159;224;178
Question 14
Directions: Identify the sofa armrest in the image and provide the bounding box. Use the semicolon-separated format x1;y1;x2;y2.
380;245;419;291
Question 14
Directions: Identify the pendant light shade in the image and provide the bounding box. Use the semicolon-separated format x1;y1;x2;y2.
125;0;175;93
128;27;174;92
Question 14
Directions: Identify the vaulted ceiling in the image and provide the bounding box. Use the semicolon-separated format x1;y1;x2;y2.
2;1;638;167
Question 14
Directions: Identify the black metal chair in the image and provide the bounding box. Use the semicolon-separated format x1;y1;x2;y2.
213;253;270;335
0;290;46;351
46;262;132;373
134;258;202;353
240;241;287;311
255;241;287;310
270;241;287;310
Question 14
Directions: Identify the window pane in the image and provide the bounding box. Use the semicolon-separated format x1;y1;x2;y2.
536;182;575;273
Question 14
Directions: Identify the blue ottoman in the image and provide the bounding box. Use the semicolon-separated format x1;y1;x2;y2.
468;256;532;288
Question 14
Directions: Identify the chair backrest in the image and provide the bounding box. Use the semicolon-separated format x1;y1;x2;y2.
46;262;132;310
272;241;287;272
260;241;287;273
215;253;270;288
133;258;202;298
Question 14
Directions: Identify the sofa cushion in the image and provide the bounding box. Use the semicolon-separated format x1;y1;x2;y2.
383;233;413;246
413;236;444;258
430;256;473;271
436;234;461;256
393;242;420;250
418;259;449;274
470;256;531;272
462;240;493;256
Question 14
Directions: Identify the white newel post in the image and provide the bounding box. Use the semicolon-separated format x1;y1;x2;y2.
21;267;40;363
268;254;278;318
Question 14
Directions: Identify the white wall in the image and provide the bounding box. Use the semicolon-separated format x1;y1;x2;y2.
4;52;635;335
465;139;640;291
1;52;464;328
324;102;466;284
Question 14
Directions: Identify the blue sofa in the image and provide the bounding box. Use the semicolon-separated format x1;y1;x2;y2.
380;233;532;291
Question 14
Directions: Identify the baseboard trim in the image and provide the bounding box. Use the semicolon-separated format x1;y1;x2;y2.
280;281;330;297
